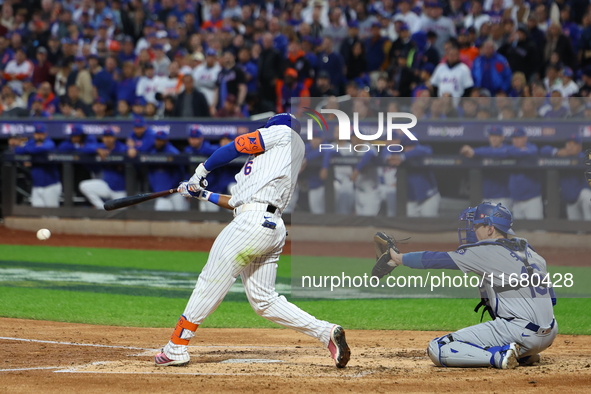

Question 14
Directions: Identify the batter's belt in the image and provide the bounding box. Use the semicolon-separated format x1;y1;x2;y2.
233;202;280;217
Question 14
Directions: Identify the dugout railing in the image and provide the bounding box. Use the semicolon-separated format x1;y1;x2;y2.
2;152;589;233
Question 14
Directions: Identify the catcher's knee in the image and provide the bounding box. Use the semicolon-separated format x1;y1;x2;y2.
427;336;446;367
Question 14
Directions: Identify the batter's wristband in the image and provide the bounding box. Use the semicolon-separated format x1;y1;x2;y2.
209;193;220;204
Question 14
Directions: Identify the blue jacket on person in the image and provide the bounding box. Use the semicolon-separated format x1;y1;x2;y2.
116;77;138;104
14;138;60;187
471;145;510;199
130;127;156;152
183;140;218;157
316;51;345;89
364;36;388;72
97;140;127;192
507;142;541;201
146;143;185;191
472;53;512;94
93;69;117;104
402;144;439;203
540;146;589;204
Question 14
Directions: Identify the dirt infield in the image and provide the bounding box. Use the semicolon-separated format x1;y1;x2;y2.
2;225;591;392
1;318;590;394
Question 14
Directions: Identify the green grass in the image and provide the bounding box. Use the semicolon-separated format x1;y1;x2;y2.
0;244;589;334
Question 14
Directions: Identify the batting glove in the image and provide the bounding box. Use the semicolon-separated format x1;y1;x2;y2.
188;163;210;190
178;181;201;198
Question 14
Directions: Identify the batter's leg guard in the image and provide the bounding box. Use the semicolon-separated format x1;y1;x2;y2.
170;315;199;346
427;335;519;369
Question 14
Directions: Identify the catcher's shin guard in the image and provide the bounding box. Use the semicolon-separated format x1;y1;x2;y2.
170;315;199;345
427;335;519;369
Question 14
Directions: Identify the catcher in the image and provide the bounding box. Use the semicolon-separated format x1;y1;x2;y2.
372;202;557;369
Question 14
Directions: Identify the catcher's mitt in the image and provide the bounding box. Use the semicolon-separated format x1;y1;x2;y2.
372;232;406;279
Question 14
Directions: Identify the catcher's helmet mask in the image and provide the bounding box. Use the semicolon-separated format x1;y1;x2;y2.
458;202;515;245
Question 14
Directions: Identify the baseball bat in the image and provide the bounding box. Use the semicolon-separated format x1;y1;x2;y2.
104;189;177;211
104;179;208;211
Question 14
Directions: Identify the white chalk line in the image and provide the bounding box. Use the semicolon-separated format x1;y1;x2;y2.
0;336;316;352
0;366;62;372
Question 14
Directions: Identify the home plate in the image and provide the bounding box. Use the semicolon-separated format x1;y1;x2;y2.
220;359;283;364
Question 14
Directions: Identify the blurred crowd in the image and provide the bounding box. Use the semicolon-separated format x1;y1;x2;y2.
3;0;591;119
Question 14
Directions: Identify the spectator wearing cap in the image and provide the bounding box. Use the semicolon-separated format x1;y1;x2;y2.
498;23;540;81
36;81;59;115
192;48;221;107
543;64;562;93
92;97;108;118
58;124;98;153
258;32;283;108
430;42;474;98
275;68;310;114
460;125;511;208
131;97;147;116
46;35;62;66
153;44;171;77
146;131;188;211
309;71;337;97
174;73;210;117
397;0;421;34
541;134;591;220
30;95;52;118
3;48;33;95
32;47;54;88
472;40;512;94
364;22;390;75
464;0;491;33
119;37;137;63
559;67;579;97
458;28;479;62
340;20;362;67
418;1;457;57
12;123;62;207
506;127;543;219
412;63;435;96
415;30;441;69
127;115;156;158
388;22;414;68
116;61;138;106
213;51;246;112
544;23;576;71
92;0;112;27
67;56;94;105
79;128;128;209
136;63;160;105
317;37;346;94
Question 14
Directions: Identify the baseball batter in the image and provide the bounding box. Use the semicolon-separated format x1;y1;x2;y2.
154;113;350;368
372;202;557;368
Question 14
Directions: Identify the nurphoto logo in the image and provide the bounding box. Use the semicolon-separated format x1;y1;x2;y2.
303;108;419;153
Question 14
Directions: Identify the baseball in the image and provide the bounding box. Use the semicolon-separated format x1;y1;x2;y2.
36;229;51;241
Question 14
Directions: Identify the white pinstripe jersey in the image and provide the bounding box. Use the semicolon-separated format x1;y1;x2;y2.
229;125;305;212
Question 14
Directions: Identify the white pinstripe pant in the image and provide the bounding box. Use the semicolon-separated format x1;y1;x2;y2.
163;210;334;361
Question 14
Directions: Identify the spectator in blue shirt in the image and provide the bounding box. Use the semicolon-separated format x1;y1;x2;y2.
472;40;512;94
116;61;138;106
316;37;345;95
364;22;390;73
